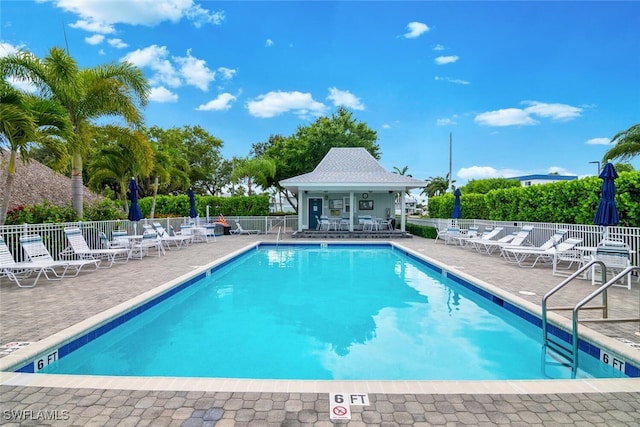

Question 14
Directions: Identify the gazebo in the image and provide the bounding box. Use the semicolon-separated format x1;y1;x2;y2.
279;148;426;233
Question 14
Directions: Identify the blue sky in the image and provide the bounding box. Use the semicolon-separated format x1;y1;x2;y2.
2;0;639;196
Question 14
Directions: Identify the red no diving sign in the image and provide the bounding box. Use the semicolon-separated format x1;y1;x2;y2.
329;393;369;420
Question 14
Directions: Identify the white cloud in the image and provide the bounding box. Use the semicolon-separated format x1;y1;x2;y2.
0;42;21;57
474;108;538;127
121;45;182;88
69;19;115;34
547;166;572;175
217;67;236;80
53;0;224;33
521;101;582;121
122;45;215;91
175;49;215;91
434;76;469;85
433;44;445;51
149;86;178;102
108;38;128;48
436;117;457;126
265;39;274;47
458;166;522;180
197;93;236;111
382;124;391;129
435;55;459;65
246;91;327;118
586;137;611;145
474;100;583;127
85;34;104;45
403;22;429;39
326;87;365;110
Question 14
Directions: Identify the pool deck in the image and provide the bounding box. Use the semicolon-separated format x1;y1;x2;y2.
1;233;639;426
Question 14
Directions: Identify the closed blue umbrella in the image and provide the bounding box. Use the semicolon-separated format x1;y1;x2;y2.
128;177;143;234
451;188;462;219
593;162;619;239
188;188;197;219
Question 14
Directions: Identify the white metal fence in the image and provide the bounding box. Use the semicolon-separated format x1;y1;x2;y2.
0;216;299;263
2;215;637;268
410;218;640;269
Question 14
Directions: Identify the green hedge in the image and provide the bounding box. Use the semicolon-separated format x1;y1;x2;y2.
138;194;270;218
4;195;270;225
406;222;438;239
427;171;640;227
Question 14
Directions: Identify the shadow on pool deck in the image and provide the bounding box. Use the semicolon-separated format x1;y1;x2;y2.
1;233;639;425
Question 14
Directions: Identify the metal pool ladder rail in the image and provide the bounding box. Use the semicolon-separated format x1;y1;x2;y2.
541;261;639;375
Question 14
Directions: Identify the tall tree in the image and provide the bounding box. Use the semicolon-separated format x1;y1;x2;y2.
0;47;149;217
422;174;453;198
262;107;380;212
603;123;640;163
0;82;70;225
86;125;154;213
231;157;276;196
148;125;224;195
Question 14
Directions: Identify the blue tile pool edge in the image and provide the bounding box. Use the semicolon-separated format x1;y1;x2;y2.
3;240;638;378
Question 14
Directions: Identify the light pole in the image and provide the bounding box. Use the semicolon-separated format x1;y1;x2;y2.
589;161;601;176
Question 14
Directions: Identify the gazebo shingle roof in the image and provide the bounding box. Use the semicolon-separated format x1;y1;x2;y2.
280;148;425;191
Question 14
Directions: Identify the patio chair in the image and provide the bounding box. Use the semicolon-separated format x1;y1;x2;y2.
590;244;633;289
501;229;567;265
99;231;128;250
501;230;574;268
450;226;479;246
153;222;192;249
20;234;100;277
231;221;260;235
62;227;129;268
129;231;165;259
462;227;504;248
551;238;587;276
474;225;535;255
0;235;57;287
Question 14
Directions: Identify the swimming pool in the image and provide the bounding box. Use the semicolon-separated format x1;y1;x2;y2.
24;243;634;380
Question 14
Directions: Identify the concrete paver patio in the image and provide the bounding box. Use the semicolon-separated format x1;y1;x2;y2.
1;233;639;426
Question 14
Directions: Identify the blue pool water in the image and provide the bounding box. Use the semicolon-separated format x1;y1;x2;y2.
39;245;629;380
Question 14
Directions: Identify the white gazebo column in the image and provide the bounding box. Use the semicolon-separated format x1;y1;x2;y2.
349;192;354;231
400;193;406;231
297;191;304;231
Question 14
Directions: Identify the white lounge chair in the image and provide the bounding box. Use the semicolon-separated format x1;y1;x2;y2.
462;227;504;248
0;235;56;287
20;234;100;277
502;230;572;267
152;222;192;249
450;226;479;246
63;227;129;267
231;221;260;235
550;238;586;276
474;226;535;255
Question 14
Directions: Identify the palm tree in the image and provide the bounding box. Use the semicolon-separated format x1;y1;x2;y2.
146;140;189;218
231;157;276;196
603;123;640;163
422;174;454;198
87;125;154;214
0;82;70;225
0;47;150;217
392;165;412;177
